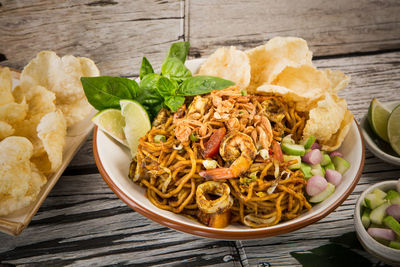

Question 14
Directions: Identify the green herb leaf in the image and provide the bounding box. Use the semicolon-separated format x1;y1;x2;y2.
164;95;185;112
291;242;373;267
161;57;192;82
140;57;154;80
136;73;164;119
81;76;138;111
291;252;338;267
329;232;364;250
167;41;190;63
140;73;160;90
177;75;235;96
157;76;177;97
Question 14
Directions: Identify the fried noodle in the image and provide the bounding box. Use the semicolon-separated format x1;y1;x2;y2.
129;86;311;228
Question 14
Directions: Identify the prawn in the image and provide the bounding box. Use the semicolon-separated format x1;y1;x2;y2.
199;131;257;180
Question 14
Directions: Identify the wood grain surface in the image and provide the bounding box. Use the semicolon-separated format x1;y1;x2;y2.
186;0;400;58
1;0;400;266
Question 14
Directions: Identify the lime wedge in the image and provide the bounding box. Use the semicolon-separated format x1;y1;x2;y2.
388;104;400;156
120;100;151;157
368;98;391;142
92;109;128;146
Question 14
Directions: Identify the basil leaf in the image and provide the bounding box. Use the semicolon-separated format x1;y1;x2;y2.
140;57;154;80
161;57;192;82
177;75;235;96
140;73;160;91
81;76;138;110
157;76;177;97
164;95;185;112
167;41;190;63
136;73;164;119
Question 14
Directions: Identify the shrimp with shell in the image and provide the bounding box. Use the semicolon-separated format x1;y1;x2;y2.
199;131;257;180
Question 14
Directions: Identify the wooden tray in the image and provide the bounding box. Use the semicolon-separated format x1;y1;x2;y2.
0;69;95;235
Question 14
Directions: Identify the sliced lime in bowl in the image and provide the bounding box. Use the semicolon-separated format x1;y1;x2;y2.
388;104;400;156
368;98;391;142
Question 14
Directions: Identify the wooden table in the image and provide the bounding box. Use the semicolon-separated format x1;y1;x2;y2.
1;1;400;266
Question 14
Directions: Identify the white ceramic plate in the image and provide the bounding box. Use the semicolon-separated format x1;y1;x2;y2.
0;71;95;236
94;59;365;240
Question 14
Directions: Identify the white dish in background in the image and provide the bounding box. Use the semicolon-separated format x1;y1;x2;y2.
361;101;400;166
354;180;400;266
93;59;365;240
0;71;95;236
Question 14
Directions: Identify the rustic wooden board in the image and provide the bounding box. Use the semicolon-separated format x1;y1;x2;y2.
0;174;242;266
186;0;400;58
0;0;184;77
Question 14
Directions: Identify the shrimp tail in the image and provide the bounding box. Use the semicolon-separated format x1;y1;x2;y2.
199;168;234;180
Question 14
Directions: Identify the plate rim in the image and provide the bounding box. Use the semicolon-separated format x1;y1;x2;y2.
93;118;365;240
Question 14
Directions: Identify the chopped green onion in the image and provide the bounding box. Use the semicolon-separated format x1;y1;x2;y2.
154;134;166;142
202;159;217;169
241;90;247;96
190;133;199;142
249;171;258;180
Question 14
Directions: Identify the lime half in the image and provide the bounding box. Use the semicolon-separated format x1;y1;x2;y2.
92;109;128;146
120;100;151;157
388;104;400;156
368;98;391;142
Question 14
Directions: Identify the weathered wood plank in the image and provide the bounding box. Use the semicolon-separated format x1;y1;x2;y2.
67;131;96;170
186;0;400;58
0;0;184;76
313;51;400;120
0;174;241;267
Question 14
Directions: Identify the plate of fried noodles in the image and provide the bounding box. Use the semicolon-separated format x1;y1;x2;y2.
93;37;364;240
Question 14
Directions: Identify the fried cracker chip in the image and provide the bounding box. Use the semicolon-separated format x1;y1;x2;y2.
0;136;46;216
58;96;93;127
323;69;350;93
256;84;317;111
20;51;99;102
0;121;14;140
246;37;312;91
267;64;330;110
303;93;347;144
0;99;28;124
0;67;14;105
13;85;57;156
198;46;250;88
321;110;353;151
36;110;67;173
20;51;99;126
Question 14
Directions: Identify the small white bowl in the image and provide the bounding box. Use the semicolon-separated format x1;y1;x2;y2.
361;101;400;166
354;180;400;266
